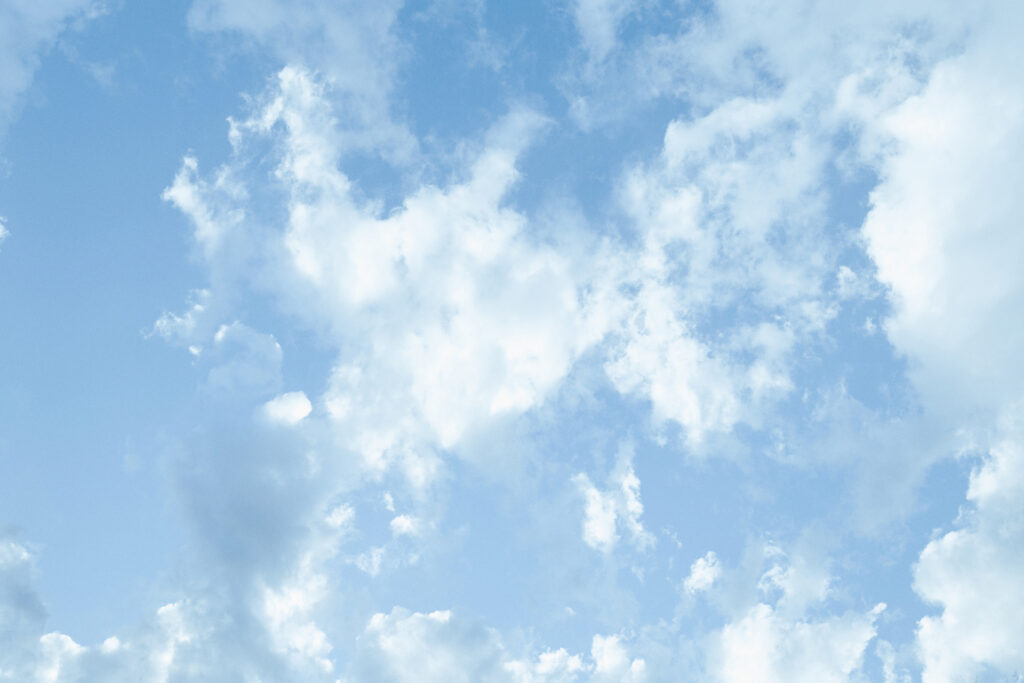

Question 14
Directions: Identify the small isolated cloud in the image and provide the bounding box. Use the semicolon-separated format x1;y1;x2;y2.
390;514;420;537
262;391;312;426
573;446;653;554
683;551;721;594
324;504;354;530
572;0;637;63
354;547;385;577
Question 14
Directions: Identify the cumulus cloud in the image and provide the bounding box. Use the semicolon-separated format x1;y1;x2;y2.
572;0;637;63
860;7;1024;419
849;6;1024;677
161;67;613;490
605;86;840;444
914;417;1024;681
705;545;885;683
709;602;884;683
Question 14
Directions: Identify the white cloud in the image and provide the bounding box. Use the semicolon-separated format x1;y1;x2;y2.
390;514;420;537
263;390;312;426
187;0;414;161
605;88;836;444
260;570;333;673
914;417;1024;681
324;504;354;530
705;545;885;683
848;8;1024;678
572;0;637;63
574;474;619;553
573;446;653;554
860;9;1024;419
130;7;1024;682
590;634;646;682
683;551;721;595
709;602;884;683
354;546;385;577
352;608;507;682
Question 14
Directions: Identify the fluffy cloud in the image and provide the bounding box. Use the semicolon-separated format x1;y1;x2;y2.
263;391;313;426
606;87;837;444
706;545;885;683
8;3;1018;681
683;551;721;595
162;67;618;490
350;607;645;683
914;419;1024;681
573;446;653;554
187;0;413;161
709;602;883;683
851;5;1024;677
860;8;1024;419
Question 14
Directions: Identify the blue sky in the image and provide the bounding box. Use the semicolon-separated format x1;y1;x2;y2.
1;1;1023;681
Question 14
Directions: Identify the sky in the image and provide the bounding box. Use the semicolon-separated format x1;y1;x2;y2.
0;0;1023;681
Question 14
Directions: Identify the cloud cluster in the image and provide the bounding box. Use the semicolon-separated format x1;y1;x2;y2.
5;0;1024;680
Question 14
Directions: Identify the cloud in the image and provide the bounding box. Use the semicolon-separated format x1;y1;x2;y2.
573;445;653;554
263;391;313;426
162;68;609;490
350;607;645;683
705;544;885;683
604;86;840;444
23;5;1014;681
914;416;1024;681
572;0;637;63
683;551;721;594
187;0;414;161
849;7;1024;677
709;602;884;683
859;8;1024;420
350;608;509;682
389;514;419;538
